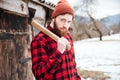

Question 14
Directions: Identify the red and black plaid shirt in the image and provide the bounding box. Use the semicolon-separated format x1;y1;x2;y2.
31;26;81;80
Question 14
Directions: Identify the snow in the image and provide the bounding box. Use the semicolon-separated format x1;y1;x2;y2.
74;33;120;80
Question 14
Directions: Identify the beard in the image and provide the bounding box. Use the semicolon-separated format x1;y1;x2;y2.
54;20;68;37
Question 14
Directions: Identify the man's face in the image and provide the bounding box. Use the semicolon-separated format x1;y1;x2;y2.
54;14;73;37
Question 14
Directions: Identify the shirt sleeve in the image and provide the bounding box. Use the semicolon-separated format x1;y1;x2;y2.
31;39;62;79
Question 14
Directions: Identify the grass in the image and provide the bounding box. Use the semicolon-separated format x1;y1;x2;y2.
77;68;110;80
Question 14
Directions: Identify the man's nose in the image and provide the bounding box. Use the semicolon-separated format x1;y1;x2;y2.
63;23;69;29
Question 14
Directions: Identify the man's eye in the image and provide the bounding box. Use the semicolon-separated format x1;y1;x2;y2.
61;19;65;22
68;21;71;23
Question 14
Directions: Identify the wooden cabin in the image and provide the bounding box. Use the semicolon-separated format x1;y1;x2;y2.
28;0;55;37
0;0;55;80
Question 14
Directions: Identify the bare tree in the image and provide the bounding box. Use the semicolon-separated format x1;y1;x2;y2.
76;0;103;40
87;12;103;40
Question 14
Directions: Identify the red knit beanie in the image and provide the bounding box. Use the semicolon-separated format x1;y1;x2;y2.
51;0;74;18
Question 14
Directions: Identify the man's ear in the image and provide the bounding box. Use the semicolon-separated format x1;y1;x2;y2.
52;18;55;22
50;18;55;28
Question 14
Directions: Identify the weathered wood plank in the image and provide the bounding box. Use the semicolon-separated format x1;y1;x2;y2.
0;0;29;17
31;0;55;10
0;10;28;31
0;5;34;80
0;35;33;80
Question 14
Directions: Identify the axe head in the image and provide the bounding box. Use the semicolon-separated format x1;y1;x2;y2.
28;7;36;24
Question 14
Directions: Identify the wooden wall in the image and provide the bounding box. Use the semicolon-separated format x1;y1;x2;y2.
0;10;34;80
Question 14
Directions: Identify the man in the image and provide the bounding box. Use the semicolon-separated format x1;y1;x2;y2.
31;0;81;80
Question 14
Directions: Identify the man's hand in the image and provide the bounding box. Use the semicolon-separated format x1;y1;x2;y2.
57;37;69;54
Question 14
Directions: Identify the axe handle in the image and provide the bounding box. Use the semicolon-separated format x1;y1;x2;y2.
31;19;59;42
31;19;71;50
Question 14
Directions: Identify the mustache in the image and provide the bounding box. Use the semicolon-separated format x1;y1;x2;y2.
54;21;68;37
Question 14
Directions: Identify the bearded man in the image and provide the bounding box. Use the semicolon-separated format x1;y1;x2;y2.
31;0;81;80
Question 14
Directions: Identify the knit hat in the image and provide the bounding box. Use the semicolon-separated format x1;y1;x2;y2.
51;0;74;18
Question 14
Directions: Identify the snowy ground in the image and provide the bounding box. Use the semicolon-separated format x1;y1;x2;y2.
74;33;120;80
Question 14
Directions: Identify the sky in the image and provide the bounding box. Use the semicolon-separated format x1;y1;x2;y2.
92;0;120;19
48;0;120;19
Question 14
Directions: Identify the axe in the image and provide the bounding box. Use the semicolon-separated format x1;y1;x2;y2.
29;8;71;50
19;7;71;64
